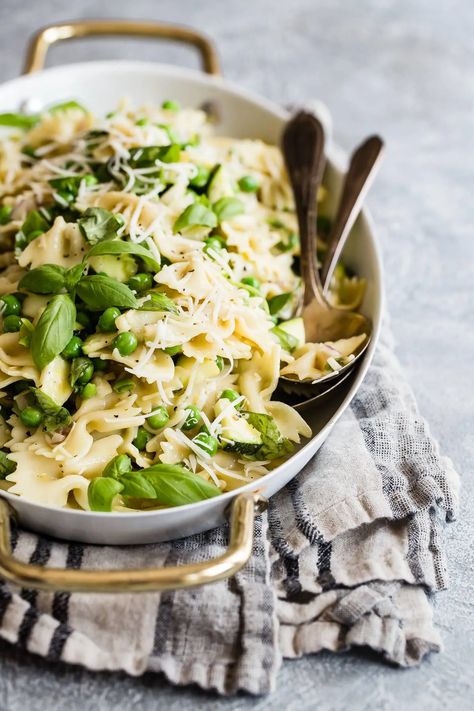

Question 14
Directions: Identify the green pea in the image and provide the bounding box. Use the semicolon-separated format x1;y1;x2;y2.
241;276;260;290
81;382;97;399
192;432;218;457
238;175;259;192
112;331;138;356
221;389;240;403
3;315;22;332
113;377;135;394
190;165;210;189
182;405;201;431
1;295;21;317
162;99;180;111
127;273;153;293
203;236;225;257
215;356;224;371
147;406;169;430
61;335;83;360
92;358;108;372
20;406;43;428
135;118;149;126
133;426;152;451
98;307;121;332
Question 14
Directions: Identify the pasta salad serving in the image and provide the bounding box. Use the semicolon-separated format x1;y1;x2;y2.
0;99;365;512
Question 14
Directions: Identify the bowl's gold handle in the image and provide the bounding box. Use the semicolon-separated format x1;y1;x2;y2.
23;19;220;76
0;492;266;593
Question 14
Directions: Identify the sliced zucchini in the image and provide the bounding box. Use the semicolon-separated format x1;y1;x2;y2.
89;254;137;283
278;317;305;349
207;164;235;203
215;398;262;455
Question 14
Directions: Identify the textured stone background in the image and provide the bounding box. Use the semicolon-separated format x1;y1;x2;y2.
0;0;472;708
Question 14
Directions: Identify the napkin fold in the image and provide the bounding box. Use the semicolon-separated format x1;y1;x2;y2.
0;326;459;695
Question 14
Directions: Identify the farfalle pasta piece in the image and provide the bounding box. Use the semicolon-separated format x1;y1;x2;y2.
18;216;88;269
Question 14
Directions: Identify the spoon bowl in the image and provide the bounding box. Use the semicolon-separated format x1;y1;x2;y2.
277;112;383;403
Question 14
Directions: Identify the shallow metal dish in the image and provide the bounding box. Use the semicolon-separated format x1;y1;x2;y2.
0;21;383;592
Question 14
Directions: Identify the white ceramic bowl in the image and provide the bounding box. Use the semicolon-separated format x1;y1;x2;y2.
0;58;383;545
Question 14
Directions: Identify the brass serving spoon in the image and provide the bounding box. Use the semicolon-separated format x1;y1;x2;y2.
278;111;384;401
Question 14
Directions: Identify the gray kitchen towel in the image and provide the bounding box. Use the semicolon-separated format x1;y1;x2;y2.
0;325;459;695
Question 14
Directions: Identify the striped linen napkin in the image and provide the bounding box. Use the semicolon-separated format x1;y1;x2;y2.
0;325;459;695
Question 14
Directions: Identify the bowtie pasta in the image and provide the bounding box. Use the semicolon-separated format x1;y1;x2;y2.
0;99;365;512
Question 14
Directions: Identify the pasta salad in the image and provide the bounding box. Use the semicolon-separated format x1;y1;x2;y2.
0;100;365;511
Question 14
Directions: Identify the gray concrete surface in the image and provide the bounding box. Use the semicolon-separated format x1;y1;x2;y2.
0;0;472;708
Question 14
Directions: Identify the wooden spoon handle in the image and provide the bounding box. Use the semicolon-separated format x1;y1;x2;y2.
321;135;384;292
282;111;326;306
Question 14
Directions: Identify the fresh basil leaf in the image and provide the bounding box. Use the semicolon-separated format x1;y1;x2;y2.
173;203;217;233
0;112;39;130
31;294;76;370
49;175;97;203
129;144;181;168
78;207;125;245
140;463;221;506
139;292;178;314
267;292;293;316
119;472;157;499
212;197;245;222
271;325;299;353
29;387;72;432
102;454;132;479
76;275;138;310
64;263;86;292
18;318;34;347
88;477;123;512
19;264;66;294
0;450;16;479
275;232;298;253
86;239;160;272
246;412;294;461
48;100;86;114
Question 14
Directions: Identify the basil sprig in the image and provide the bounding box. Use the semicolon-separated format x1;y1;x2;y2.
0;450;16;479
103;454;132;479
138;292;178;314
212;197;245;222
245;412;294;460
29;388;71;432
30;294;76;370
64;263;87;292
0;112;39;130
141;463;221;505
87;459;220;511
86;239;160;272
119;472;157;498
19;265;66;295
76;275;138;310
173;203;217;233
87;477;124;512
129;144;181;168
267;292;293;316
271;325;299;353
78;207;125;244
